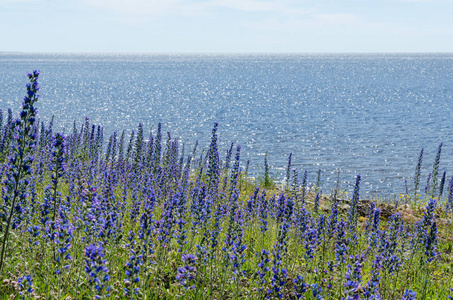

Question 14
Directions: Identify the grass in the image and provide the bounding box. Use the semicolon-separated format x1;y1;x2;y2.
0;71;453;299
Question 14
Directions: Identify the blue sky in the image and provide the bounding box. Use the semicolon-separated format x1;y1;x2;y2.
1;0;453;53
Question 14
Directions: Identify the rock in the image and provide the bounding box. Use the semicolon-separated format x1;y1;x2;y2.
357;200;372;217
379;204;394;219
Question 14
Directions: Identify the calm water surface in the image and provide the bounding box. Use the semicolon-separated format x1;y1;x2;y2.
1;53;453;198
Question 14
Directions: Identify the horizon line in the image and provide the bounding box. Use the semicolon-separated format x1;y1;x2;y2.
1;51;453;56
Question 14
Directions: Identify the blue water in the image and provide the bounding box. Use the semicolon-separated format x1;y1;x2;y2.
1;53;453;198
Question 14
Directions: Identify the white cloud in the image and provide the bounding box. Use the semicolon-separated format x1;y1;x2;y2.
314;13;361;25
395;0;434;2
211;0;315;16
243;12;362;33
1;0;43;2
80;0;206;18
81;0;315;19
79;0;367;36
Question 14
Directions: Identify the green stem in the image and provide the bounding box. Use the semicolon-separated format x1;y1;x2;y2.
0;125;27;274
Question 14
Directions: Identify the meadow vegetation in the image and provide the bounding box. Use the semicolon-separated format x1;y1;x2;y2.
1;71;453;299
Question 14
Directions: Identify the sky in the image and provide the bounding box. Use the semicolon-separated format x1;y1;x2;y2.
1;0;453;53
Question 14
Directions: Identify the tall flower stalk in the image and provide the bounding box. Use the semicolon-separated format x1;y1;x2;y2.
51;133;66;223
50;133;66;262
431;143;443;197
414;148;423;205
0;70;40;273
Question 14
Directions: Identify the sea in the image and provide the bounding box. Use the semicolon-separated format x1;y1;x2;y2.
1;53;453;199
